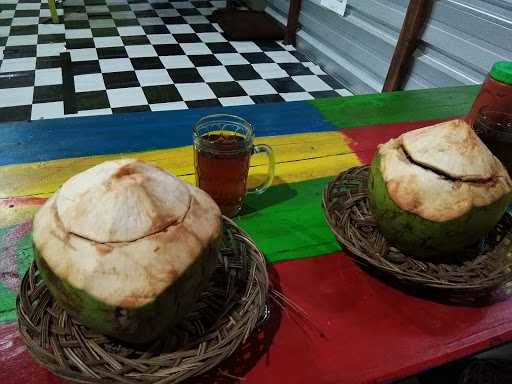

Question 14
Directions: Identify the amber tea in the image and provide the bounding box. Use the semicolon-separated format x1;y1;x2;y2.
195;134;251;217
193;115;275;217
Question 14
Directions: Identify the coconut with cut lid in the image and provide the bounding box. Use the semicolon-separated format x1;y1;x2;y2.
368;119;512;258
32;159;222;343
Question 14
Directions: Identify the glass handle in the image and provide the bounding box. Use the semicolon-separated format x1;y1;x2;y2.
248;144;275;195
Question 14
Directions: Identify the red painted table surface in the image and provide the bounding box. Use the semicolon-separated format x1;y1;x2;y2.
2;251;512;384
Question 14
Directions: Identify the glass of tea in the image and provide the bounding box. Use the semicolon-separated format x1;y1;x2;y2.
193;114;275;217
473;109;512;176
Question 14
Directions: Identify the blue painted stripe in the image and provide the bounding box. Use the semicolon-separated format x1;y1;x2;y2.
0;102;335;165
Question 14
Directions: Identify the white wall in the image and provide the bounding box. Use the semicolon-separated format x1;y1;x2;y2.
267;0;512;94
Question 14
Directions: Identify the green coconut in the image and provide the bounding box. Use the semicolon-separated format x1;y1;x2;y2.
368;119;512;259
32;159;222;343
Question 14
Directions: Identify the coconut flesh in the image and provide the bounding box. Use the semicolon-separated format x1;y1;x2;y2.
32;159;222;343
368;119;512;258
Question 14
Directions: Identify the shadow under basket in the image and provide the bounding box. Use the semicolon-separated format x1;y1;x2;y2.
16;217;269;384
322;165;512;305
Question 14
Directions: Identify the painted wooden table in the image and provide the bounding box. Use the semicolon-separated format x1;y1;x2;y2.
2;85;512;384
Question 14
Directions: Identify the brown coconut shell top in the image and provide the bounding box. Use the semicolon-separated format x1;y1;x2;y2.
32;159;222;308
378;119;512;222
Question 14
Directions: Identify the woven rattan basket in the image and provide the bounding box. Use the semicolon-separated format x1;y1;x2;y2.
322;165;512;304
16;217;268;384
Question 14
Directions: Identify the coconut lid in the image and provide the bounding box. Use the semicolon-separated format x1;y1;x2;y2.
378;119;512;222
33;159;221;309
401;119;497;181
56;159;191;243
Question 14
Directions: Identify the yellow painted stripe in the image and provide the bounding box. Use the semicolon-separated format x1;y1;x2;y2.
0;204;40;227
0;131;360;198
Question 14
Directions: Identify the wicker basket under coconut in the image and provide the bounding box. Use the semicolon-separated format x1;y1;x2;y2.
323;120;512;299
31;159;222;344
368;119;512;259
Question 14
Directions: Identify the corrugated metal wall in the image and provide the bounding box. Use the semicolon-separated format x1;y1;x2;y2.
266;0;512;94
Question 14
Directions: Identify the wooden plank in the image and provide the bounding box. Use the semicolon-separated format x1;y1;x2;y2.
0;131;352;198
0;175;359;322
339;117;446;164
0;102;335;166
239;175;344;262
3;251;512;383
0;323;62;384
383;0;432;91
310;85;479;128
0;119;444;323
1;86;509;384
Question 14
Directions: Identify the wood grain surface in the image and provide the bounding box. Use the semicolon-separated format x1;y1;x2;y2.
3;86;507;384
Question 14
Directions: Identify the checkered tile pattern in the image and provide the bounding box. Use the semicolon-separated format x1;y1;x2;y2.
0;0;66;120
0;0;352;121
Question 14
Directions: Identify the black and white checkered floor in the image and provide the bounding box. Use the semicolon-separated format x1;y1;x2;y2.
0;0;352;121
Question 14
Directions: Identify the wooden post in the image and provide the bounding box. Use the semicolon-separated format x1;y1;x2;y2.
382;0;432;92
284;0;303;46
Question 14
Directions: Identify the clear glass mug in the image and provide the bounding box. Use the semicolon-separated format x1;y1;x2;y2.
193;114;275;217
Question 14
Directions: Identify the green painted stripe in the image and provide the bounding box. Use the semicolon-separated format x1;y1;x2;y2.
0;286;15;323
0;227;32;323
236;177;339;263
310;85;480;128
